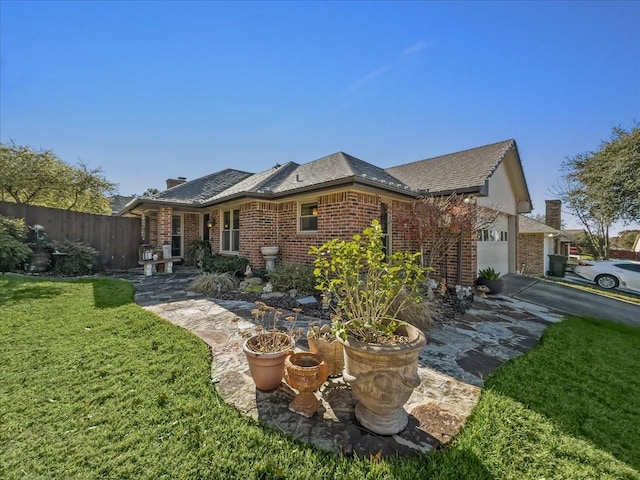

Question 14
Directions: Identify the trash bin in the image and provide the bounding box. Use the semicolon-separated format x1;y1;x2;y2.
548;254;568;277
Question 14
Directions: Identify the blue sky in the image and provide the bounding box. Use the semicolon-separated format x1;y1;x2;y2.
1;1;639;233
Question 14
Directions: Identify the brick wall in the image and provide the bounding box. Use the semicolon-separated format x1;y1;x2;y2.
183;213;200;256
150;190;480;283
517;233;545;276
157;207;173;247
209;209;220;253
147;211;158;247
241;201;279;267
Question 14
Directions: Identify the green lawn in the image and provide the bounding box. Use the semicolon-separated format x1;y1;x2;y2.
1;276;639;480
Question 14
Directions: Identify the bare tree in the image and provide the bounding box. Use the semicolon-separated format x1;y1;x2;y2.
395;193;501;270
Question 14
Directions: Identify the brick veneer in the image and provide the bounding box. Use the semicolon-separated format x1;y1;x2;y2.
517;233;545;276
196;192;479;284
158;190;482;285
157;206;173;247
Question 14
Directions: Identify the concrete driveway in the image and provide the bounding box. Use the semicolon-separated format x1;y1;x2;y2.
501;274;640;328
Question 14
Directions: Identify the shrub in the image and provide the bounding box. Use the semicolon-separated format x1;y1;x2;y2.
51;239;99;275
189;272;237;295
203;254;249;277
268;261;316;294
392;290;432;330
185;239;212;267
0;215;31;273
478;267;501;280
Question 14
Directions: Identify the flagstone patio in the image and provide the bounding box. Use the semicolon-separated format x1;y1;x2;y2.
121;269;563;457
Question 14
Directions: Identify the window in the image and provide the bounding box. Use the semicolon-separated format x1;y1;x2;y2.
202;214;210;242
222;209;240;252
171;215;182;257
477;229;508;242
380;203;389;256
299;202;318;232
616;264;640;273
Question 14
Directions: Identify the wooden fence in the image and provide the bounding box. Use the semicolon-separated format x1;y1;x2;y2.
0;201;141;270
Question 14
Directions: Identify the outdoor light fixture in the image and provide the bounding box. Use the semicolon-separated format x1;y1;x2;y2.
207;218;216;228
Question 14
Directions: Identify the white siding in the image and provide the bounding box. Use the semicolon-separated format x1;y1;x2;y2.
477;215;509;276
475;160;522;275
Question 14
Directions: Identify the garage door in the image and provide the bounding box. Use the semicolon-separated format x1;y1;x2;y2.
477;216;509;277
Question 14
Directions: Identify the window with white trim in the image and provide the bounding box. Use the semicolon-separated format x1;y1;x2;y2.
299;202;318;232
477;229;508;242
222;209;240;252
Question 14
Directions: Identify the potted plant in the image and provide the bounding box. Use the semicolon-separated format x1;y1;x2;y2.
307;321;344;377
309;220;427;435
283;352;328;418
476;267;504;295
242;302;298;391
186;238;212;268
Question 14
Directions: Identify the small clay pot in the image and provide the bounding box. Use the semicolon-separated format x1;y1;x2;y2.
284;352;328;418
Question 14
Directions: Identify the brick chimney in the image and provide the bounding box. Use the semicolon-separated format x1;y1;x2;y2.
545;200;562;230
166;177;187;189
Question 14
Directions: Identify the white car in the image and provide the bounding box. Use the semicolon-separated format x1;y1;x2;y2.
573;260;640;293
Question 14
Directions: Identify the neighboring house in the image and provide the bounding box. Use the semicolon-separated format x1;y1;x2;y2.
517;215;562;276
109;195;136;216
118;139;532;285
633;234;640;253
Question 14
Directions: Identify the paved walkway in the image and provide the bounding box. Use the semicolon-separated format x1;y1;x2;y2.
116;269;563;457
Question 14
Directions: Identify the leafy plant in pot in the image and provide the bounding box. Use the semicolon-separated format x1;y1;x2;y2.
309;220;427;435
307;318;344;377
242;302;299;391
476;267;504;295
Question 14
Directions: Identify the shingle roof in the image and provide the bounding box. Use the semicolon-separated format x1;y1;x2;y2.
205;162;300;202
127;140;527;211
518;215;561;234
154;169;253;203
385;139;515;194
109;195;136;214
270;152;407;194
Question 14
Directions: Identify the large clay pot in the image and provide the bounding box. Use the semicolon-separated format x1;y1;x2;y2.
284;352;329;418
475;277;504;295
243;333;294;391
308;336;344;377
339;321;426;435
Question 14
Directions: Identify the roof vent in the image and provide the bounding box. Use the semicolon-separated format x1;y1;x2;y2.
296;174;302;182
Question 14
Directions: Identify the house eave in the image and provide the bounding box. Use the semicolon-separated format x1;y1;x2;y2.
200;176;419;207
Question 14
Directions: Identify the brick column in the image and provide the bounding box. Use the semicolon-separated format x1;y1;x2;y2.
158;206;173;247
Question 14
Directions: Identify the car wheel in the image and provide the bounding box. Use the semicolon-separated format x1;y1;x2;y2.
595;274;619;289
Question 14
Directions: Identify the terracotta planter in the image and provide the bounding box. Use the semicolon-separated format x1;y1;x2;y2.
475;277;504;295
243;333;294;391
339;321;426;435
308;336;344;377
284;352;328;418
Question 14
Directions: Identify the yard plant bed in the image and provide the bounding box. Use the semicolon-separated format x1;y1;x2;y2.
1;275;639;480
208;286;471;326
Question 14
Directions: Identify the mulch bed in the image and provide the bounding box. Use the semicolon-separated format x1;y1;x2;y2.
208;287;473;326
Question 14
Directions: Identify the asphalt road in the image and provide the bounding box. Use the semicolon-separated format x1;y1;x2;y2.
501;274;640;328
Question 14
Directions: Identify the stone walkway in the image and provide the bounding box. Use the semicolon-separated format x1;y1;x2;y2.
116;268;563;457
